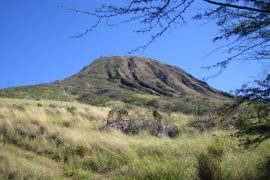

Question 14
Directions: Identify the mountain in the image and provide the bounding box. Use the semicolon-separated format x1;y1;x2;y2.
0;56;231;112
59;56;228;97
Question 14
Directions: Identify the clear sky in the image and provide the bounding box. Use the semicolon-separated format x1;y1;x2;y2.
0;0;263;92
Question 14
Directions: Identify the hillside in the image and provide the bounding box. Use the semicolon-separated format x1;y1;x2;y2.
0;56;231;113
0;98;269;179
0;57;268;180
60;56;228;98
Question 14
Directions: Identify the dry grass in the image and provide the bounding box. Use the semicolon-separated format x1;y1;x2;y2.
0;98;269;179
0;144;61;179
0;98;192;137
0;98;195;151
0;98;204;179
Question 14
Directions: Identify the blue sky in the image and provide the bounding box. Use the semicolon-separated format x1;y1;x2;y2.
0;0;263;92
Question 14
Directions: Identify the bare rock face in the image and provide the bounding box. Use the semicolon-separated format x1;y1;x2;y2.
102;120;179;138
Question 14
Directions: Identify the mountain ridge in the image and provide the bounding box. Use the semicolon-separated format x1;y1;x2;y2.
60;56;229;98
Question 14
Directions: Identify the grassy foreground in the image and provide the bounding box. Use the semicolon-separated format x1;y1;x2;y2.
0;98;269;179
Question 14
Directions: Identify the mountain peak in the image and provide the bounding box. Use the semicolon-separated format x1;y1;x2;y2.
63;56;229;99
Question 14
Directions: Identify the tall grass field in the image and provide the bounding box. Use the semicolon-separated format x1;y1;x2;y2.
0;98;269;179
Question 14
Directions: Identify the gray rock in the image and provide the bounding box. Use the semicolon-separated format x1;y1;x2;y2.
102;120;179;138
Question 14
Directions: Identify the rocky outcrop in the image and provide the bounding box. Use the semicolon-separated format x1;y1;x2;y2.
102;120;179;138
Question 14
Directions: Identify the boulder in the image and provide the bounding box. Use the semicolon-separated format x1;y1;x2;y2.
102;120;179;138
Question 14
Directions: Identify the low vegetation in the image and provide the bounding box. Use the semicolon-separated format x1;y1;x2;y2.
0;85;69;101
0;98;269;179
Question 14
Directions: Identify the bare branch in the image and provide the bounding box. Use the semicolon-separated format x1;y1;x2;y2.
204;0;270;14
60;0;270;72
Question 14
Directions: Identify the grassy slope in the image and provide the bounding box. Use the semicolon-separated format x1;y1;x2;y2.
0;98;269;179
0;85;69;101
0;83;224;117
0;144;61;179
59;62;226;113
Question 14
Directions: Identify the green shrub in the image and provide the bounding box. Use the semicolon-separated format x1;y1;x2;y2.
37;103;42;107
49;104;56;108
66;144;89;157
145;99;158;107
67;106;76;113
197;136;234;180
62;166;92;180
96;97;109;105
120;156;183;180
257;155;270;179
83;149;135;173
12;104;25;111
63;121;72;127
207;137;234;158
197;153;222;180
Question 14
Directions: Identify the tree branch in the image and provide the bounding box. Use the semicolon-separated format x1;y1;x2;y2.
204;0;270;14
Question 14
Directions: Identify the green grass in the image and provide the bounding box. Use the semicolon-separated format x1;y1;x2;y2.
0;144;61;179
0;98;269;179
0;85;69;101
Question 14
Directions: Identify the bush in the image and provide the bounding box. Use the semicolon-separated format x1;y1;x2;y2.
62;166;92;180
83;149;135;173
49;104;56;108
197;153;222;180
207;137;234;157
63;121;72;127
257;155;270;179
197;136;234;180
12;104;25;111
67;106;76;113
145;99;158;107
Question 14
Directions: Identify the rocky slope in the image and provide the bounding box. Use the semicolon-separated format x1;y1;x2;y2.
59;56;229;98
